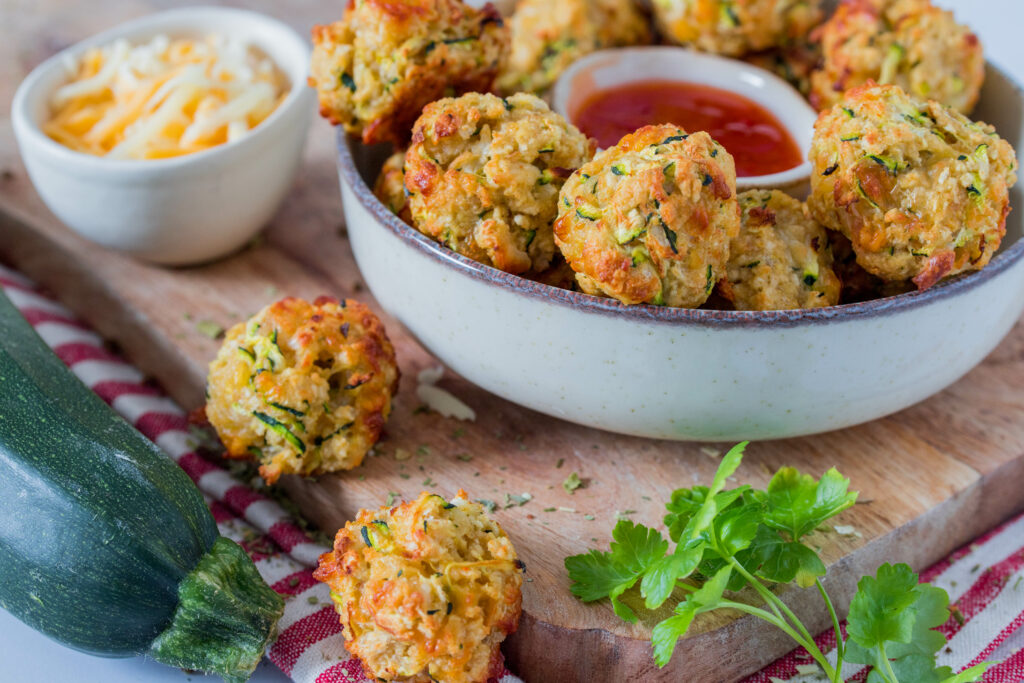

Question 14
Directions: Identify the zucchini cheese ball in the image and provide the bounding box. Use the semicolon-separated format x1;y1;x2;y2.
497;0;651;95
652;0;823;57
809;0;984;114
405;92;594;274
206;296;399;484
554;124;740;307
720;190;841;310
314;491;523;683
375;151;414;225
808;83;1018;290
309;0;508;145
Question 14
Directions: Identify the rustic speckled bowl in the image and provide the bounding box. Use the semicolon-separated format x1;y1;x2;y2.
335;65;1024;441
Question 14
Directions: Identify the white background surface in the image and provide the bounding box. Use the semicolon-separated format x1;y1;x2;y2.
1;1;1020;682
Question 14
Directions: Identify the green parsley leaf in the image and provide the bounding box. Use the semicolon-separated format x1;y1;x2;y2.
640;539;704;609
865;654;943;683
651;565;732;666
650;611;696;669
753;466;857;542
710;442;747;492
745;526;825;588
676;442;748;543
714;503;761;556
847;563;920;649
886;583;950;659
638;444;749;609
664;486;710;540
565;520;669;622
665;486;748;542
846;569;985;683
938;664;991;683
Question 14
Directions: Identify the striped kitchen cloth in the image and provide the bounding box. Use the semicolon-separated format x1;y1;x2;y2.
1;261;1021;683
0;263;522;683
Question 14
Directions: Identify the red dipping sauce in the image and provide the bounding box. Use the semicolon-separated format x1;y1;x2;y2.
572;80;802;177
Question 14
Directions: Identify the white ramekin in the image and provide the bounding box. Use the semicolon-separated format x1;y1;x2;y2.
11;6;315;265
551;47;818;198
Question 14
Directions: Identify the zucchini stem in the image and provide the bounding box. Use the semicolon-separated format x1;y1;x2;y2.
148;537;284;683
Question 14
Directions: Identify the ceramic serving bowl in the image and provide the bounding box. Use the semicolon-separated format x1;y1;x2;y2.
551;47;818;198
11;7;315;266
336;64;1024;442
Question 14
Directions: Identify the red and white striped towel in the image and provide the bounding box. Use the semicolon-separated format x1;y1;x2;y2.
0;263;520;683
2;261;1021;683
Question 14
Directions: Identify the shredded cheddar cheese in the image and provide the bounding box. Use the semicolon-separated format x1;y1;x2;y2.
45;34;288;160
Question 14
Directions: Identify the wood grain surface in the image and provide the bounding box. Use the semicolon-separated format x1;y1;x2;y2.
2;2;1024;681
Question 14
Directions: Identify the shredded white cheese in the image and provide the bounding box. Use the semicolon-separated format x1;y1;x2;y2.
415;366;477;421
45;33;287;160
416;366;445;386
833;524;862;538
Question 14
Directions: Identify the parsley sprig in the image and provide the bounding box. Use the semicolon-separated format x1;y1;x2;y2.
564;443;990;682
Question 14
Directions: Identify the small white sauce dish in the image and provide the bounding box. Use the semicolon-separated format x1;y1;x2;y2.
551;46;817;198
11;7;315;266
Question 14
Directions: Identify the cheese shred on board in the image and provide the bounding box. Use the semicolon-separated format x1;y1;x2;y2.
45;34;288;160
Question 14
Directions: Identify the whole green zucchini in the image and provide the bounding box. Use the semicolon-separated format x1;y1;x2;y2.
0;289;283;682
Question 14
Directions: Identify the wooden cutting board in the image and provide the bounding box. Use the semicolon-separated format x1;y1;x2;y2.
3;2;1024;681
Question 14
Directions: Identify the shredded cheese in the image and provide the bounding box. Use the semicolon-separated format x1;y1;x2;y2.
45;34;288;160
415;366;477;422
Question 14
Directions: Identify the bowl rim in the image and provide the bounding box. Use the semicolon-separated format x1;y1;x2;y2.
336;65;1024;330
550;45;817;188
10;5;312;177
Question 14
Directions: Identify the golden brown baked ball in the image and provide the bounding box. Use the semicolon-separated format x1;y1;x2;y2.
314;490;524;683
405;92;594;274
652;0;823;57
554;124;740;307
309;0;508;145
807;83;1018;290
810;0;984;114
497;0;651;95
375;151;414;225
720;190;841;310
206;296;399;484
